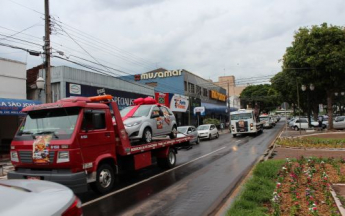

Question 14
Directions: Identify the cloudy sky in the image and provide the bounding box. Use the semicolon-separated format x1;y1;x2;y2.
1;0;345;83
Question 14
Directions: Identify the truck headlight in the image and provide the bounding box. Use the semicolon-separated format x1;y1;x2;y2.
11;151;19;162
57;151;69;163
125;121;141;127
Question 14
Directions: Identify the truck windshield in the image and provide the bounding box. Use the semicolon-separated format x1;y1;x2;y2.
16;107;80;139
260;117;269;121
231;113;252;120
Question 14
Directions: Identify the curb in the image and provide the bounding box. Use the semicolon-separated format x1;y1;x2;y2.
214;125;285;216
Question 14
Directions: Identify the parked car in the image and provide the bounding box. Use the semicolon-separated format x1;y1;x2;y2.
323;116;345;129
290;118;319;130
0;180;82;216
120;99;177;143
197;124;219;139
177;126;200;144
259;115;274;128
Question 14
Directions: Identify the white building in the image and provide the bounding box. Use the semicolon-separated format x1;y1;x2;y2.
0;58;41;159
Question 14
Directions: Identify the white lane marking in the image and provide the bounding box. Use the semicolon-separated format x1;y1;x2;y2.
82;146;227;207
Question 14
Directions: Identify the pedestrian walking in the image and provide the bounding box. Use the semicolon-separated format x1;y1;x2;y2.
220;123;224;133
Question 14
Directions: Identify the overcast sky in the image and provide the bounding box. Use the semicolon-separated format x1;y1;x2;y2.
1;0;345;83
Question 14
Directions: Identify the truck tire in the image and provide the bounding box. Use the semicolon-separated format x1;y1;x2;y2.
91;163;115;194
294;126;299;131
157;149;176;169
142;127;152;143
169;125;177;139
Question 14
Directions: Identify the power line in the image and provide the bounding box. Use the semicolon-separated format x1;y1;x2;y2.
0;22;43;41
6;0;44;15
51;17;157;68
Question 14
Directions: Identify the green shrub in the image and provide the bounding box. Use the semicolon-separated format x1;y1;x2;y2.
203;118;220;126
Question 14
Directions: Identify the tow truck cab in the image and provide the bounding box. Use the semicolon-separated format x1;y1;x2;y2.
9;97;117;193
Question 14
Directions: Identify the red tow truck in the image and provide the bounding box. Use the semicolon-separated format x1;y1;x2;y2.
8;95;191;194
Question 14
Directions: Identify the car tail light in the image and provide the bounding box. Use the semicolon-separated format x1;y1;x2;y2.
62;196;83;216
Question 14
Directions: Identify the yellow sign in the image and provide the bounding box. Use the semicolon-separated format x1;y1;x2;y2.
210;90;226;101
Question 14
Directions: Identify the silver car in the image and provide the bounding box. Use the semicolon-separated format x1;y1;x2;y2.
197;124;219;139
121;104;177;143
0;180;82;216
177;126;200;144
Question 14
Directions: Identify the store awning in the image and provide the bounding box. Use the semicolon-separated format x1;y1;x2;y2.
201;102;238;115
0;98;41;115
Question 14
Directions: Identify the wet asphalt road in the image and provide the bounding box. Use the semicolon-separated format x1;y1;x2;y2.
79;121;284;216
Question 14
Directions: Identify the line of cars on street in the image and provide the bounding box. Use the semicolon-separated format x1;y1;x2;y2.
287;115;345;130
177;124;220;145
259;114;281;129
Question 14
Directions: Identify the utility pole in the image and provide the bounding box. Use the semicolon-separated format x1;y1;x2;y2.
44;0;52;103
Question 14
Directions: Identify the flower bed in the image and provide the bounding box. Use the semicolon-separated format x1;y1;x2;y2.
276;137;345;148
270;157;345;216
227;157;345;216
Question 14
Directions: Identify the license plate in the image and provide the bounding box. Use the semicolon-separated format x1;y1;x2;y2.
27;176;40;180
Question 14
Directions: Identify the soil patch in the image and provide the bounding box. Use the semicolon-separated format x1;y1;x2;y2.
272;147;345;160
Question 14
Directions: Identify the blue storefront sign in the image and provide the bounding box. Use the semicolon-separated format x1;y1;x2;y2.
66;82;152;110
0;98;42;115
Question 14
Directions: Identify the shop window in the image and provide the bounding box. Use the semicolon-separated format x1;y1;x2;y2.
203;88;208;97
196;85;201;95
145;82;157;87
188;83;195;93
184;81;187;91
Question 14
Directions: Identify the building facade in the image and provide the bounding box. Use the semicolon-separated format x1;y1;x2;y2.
0;58;41;158
124;68;235;127
28;66;155;110
213;75;247;109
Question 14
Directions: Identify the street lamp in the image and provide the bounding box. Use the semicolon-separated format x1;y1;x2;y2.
301;83;315;128
36;77;45;99
334;92;345;115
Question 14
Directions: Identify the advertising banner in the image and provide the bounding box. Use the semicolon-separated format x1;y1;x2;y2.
194;106;205;116
66;83;151;110
32;135;52;164
154;92;170;107
0;98;41;115
170;94;189;112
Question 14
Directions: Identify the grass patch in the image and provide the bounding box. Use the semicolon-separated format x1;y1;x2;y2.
226;160;285;216
276;137;345;148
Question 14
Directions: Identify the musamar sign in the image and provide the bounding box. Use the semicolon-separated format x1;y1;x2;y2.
135;69;182;81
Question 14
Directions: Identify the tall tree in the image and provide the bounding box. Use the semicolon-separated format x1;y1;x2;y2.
240;84;281;115
282;23;345;129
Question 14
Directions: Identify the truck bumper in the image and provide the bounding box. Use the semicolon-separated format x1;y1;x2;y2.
7;168;88;193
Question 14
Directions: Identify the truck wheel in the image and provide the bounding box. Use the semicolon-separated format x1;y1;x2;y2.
142;127;152;143
91;163;115;194
169;125;177;139
157;149;176;169
294;126;299;131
